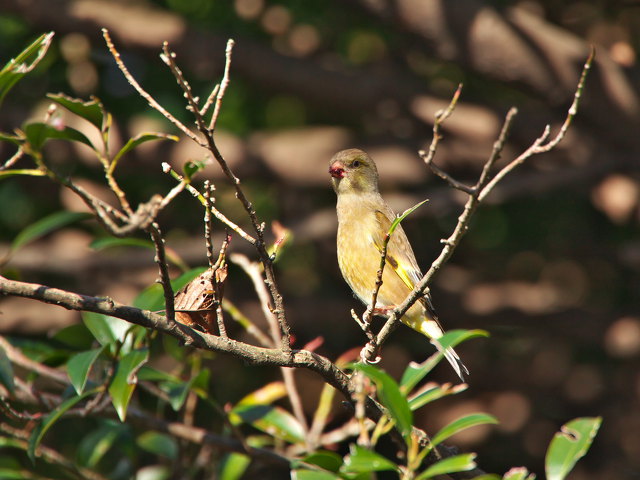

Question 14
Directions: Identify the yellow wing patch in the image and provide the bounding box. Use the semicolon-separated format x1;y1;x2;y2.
373;210;417;291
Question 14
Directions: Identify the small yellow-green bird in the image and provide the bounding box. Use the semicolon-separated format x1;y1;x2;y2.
329;148;468;380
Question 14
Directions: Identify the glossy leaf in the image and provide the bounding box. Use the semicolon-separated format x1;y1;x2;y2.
28;389;97;462
356;363;413;439
431;413;498;447
408;382;467;411
219;453;251;480
23;122;94;151
389;199;429;235
81;312;133;355
231;403;305;443
416;453;477;480
183;159;207;181
293;470;341;480
235;381;287;407
0;344;15;394
10;211;92;255
0;32;54;108
545;417;602;480
400;329;489;393
0;169;46;178
302;451;343;473
341;444;398;474
111;132;178;168
108;348;149;421
46;93;106;132
67;347;103;394
137;431;178;460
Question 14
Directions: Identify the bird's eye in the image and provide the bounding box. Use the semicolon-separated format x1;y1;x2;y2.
352;160;361;168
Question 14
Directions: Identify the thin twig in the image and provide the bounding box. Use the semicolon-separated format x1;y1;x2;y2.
230;254;309;438
209;39;235;131
0;148;25;171
148;223;175;322
162;162;256;244
102;29;204;147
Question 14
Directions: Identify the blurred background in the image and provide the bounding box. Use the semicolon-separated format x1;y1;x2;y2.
0;0;639;478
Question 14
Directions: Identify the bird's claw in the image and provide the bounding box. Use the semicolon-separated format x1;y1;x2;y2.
360;343;381;364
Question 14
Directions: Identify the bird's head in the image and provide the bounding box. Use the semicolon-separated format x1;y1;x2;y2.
329;149;379;195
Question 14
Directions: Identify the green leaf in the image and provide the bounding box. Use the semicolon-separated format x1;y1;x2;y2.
9;211;92;256
389;199;429;235
293;470;342;480
473;475;502;480
90;237;155;251
355;363;413;440
76;420;127;468
416;453;477;480
23;122;94;151
400;329;489;393
408;383;467;411
183;159;207;181
0;345;15;394
137;431;178;460
0;32;54;108
82;312;132;353
135;465;170;480
46;93;106;132
545;417;602;480
302;451;344;473
27;389;97;462
0;169;46;179
67;347;103;394
431;413;498;447
108;348;149;421
503;467;535;480
52;323;95;350
219;453;251;480
341;444;398;474
231;404;305;443
111;132;178;169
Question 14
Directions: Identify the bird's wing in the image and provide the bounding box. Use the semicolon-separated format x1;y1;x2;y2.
372;209;423;292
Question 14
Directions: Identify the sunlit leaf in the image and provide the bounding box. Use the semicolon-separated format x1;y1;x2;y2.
431;413;498;447
408;382;467;411
111;132;178;170
231;403;305;443
0;169;46;179
28;388;98;462
389;199;429;235
219;453;251;480
356;363;413;440
46;93;106;132
67;347;104;394
545;417;602;480
400;329;489;393
341;444;398;474
23;122;94;151
90;237;155;251
183;159;207;181
293;470;342;480
108;348;149;421
416;453;477;480
0;344;15;394
0;32;54;108
235;382;287;408
137;431;178;460
135;465;170;480
81;312;133;355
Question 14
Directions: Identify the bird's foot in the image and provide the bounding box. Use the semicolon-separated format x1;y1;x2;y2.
360;342;381;364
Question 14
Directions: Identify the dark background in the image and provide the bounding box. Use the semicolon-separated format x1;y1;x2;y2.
0;1;639;478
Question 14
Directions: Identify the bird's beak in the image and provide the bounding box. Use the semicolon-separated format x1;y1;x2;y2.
329;161;345;179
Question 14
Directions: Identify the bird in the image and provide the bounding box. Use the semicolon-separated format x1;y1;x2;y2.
329;148;468;380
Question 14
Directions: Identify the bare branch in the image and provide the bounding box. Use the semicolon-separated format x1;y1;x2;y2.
102;29;204;147
209;39;235;131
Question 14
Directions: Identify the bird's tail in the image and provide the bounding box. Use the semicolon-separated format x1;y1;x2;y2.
416;318;469;381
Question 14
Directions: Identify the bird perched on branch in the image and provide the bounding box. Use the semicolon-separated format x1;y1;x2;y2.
329;148;468;380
